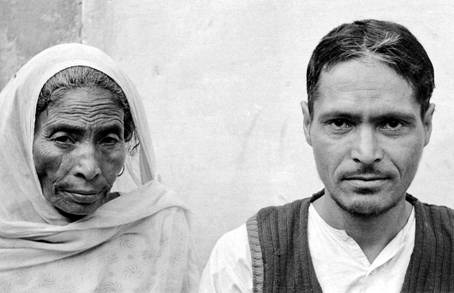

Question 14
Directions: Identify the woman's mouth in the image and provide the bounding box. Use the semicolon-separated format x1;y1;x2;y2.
59;190;102;204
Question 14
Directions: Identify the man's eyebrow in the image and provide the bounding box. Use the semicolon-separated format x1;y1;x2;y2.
370;112;417;123
318;110;417;121
317;111;361;121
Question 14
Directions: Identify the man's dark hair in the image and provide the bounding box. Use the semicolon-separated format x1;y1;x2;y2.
306;19;434;117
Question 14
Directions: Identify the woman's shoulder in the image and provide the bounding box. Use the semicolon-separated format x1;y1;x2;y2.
125;204;191;236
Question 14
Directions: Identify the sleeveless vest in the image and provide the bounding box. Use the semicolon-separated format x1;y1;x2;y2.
247;191;454;292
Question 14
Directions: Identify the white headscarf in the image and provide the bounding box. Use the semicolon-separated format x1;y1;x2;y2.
0;43;198;292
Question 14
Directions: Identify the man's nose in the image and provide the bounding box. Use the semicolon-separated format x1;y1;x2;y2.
73;143;101;181
351;127;384;164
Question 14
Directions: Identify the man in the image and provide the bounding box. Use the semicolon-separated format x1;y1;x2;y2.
199;19;454;292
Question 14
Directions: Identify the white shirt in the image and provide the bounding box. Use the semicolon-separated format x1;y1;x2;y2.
199;204;415;293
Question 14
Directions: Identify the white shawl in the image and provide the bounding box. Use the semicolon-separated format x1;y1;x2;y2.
0;43;198;292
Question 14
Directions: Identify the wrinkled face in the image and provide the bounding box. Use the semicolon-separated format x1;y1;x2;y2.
302;57;434;217
33;87;126;219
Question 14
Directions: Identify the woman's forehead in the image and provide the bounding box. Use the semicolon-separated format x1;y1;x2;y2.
38;87;125;130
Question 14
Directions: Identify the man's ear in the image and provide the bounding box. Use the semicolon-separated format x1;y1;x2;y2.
300;101;312;146
423;103;435;146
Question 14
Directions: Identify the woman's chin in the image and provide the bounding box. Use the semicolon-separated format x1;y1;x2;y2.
55;207;89;222
55;202;99;221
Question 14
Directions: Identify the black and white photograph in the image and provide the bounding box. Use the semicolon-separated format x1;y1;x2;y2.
0;0;453;292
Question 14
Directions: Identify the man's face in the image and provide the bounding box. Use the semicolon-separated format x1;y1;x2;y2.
302;57;434;217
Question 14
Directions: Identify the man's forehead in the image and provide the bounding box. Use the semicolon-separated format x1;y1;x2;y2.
312;58;420;117
318;59;413;96
319;57;412;90
312;90;420;119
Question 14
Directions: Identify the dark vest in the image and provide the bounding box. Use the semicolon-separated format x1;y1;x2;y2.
247;191;454;292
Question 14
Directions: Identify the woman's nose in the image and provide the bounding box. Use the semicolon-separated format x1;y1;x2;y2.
73;143;101;181
351;127;384;165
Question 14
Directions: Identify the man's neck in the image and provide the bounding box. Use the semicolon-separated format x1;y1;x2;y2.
312;193;413;263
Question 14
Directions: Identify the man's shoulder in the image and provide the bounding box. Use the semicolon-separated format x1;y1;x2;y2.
418;201;454;213
411;196;454;237
411;195;454;217
255;197;309;218
249;193;322;233
253;191;323;221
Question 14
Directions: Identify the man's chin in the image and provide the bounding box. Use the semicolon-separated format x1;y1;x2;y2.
332;192;399;218
339;202;391;218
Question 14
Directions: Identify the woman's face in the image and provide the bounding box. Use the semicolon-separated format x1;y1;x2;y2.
33;87;127;219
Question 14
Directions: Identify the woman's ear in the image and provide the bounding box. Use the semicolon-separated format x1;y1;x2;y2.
300;101;312;146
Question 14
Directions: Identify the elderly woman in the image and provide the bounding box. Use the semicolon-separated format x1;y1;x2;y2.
0;44;198;292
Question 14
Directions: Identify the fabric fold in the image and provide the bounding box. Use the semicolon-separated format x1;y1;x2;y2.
0;43;198;292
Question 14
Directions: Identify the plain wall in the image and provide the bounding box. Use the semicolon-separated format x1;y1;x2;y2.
1;0;454;269
0;0;81;87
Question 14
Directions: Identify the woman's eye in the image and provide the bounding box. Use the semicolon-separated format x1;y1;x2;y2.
101;136;120;145
52;135;74;144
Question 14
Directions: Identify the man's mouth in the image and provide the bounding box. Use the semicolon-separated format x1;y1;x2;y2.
344;175;389;181
342;173;391;190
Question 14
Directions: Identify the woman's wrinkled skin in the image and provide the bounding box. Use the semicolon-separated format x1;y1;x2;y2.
33;87;126;220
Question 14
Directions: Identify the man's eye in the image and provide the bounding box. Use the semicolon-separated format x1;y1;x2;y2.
381;119;404;130
328;119;353;129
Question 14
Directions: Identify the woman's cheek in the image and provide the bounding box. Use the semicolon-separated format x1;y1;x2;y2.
33;141;65;181
101;147;126;183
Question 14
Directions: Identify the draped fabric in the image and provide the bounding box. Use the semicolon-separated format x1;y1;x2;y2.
0;43;198;292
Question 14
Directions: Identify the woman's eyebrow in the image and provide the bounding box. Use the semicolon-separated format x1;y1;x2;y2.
96;124;124;136
45;123;85;135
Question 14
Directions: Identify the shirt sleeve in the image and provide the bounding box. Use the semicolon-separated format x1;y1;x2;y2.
199;224;253;293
